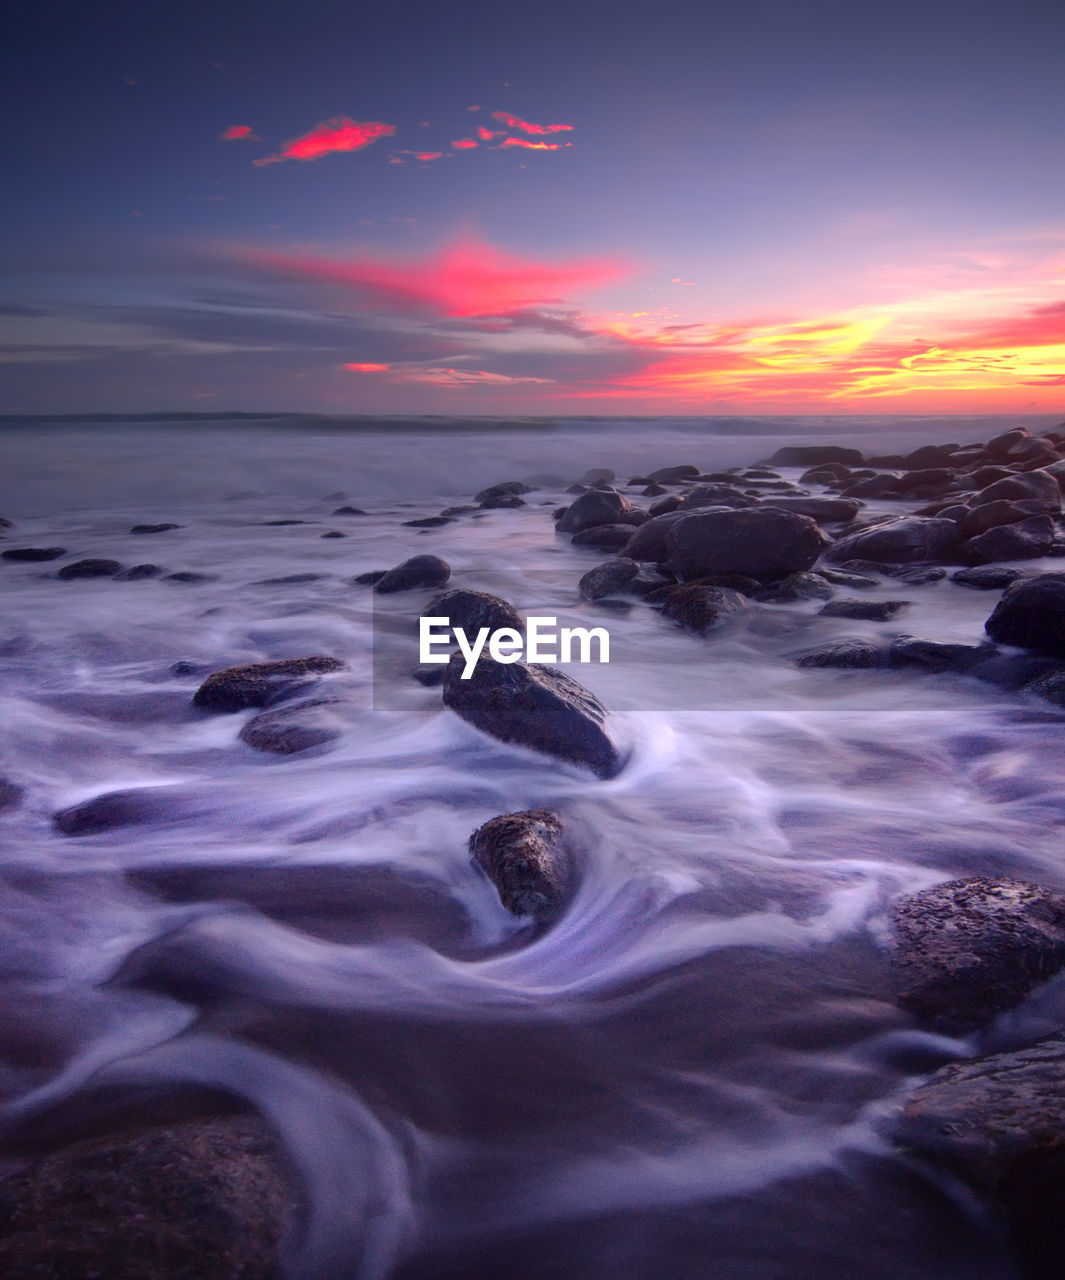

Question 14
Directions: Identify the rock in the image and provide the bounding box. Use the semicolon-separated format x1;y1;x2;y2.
985;574;1065;656
404;515;453;527
659;584;750;635
570;523;638;552
53;788;197;836
675;484;756;511
753;572;835;602
896;467;959;495
579;558;640;601
892;877;1065;1033
478;494;526;510
640;482;668;496
353;570;386;585
129;523;182;534
951;566;1027;590
668;508;830;583
1023;669;1065;708
165;572;214;584
894;566;947;586
118;564;163;579
888;636;995;672
423;589;524;634
556;488;633;534
825;516;962;566
964;515;1056;564
442;655;624;778
760;496;863;522
962;498;1051;537
260;520;307;526
332;505;368;515
373;554;450;593
321;531;346;538
1;547;66;562
56;559;123;580
620;510;691;562
0;776;23;811
254;573;325;587
838;475;904;499
579;468;615;486
468;809;571;919
986;427;1031;458
648;493;683;517
971;469;1061;512
900;444;959;469
192;657;345;713
475;481;532;503
440;505;479;517
239;698;346;754
896;1034;1065;1280
794;639;883;668
818;598;911;621
412;663;447;686
764;445;865;467
0;1116;287;1280
800;464;853;483
968;652;1064;691
819;567;881;589
647;464;700;483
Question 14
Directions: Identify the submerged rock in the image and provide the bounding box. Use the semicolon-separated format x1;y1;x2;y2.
442;655;624;778
129;522;182;534
475;480;532;503
818;598;911;621
888;636;995;673
468;809;572;919
239;698;346;754
118;563;163;580
570;523;637;551
794;639;883;668
56;559;124;580
1;547;66;562
0;776;23;811
373;554;450;593
891;877;1065;1033
668;508;829;583
53;788;200;836
753;572;835;602
659;584;750;636
579;558;640;601
556;488;633;534
985;574;1065;657
192;657;345;713
0;1116;288;1280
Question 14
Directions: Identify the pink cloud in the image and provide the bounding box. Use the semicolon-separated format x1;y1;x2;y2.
490;111;574;135
477;126;498;141
500;138;564;151
414;151;443;162
254;117;396;167
220;124;258;141
341;362;390;373
451;138;478;151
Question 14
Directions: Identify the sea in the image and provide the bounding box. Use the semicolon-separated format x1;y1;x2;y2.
2;412;1065;1278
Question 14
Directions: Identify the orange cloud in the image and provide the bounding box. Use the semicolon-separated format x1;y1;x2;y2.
500;138;564;151
220;124;257;141
254;117;395;167
490;111;574;135
341;362;390;373
451;138;478;150
228;238;627;318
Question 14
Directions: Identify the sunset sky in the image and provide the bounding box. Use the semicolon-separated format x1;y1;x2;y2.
2;0;1063;415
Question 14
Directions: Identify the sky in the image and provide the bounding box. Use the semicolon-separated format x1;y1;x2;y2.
1;0;1063;416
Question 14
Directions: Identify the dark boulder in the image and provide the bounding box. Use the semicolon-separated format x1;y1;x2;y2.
117;564;163;579
475;480;532;503
620;510;691;563
424;589;523;635
579;558;640;601
819;567;881;589
332;505;368;515
794;639;883;668
130;523;182;535
580;468;615;486
251;573;325;586
985;574;1065;656
165;572;214;584
373;554;450;593
192;657;345;713
760;496;862;522
888;635;995;673
971;469;1060;512
754;572;835;602
556;488;633;534
571;523;640;552
53;788;200;836
239;698;346;754
824;516;961;566
1;547;66;562
961;498;1050;536
668;508;829;583
0;776;23;811
659;584;750;636
647;464;701;483
964;515;1056;564
1023;669;1065;708
894;566;947;586
818;598;910;621
763;445;865;467
892;877;1065;1033
56;559;123;580
647;494;683;516
442;655;624;779
800;463;853;483
640;482;668;496
951;565;1027;590
478;494;526;510
838;475;904;499
353;570;386;585
440;505;479;517
404;515;453;527
468;809;572;919
900;444;959;469
0;1116;287;1280
675;484;756;511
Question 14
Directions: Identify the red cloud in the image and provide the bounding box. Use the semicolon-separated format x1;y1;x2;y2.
254;117;395;167
477;126;497;141
229;238;627;318
451;138;478;150
491;111;574;135
341;362;389;372
415;151;443;162
500;138;564;151
220;124;257;141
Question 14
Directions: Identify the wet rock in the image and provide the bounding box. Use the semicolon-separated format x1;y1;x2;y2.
668;508;829;583
260;520;307;526
818;598;911;621
896;467;959;495
760;496;863;522
373;554;450;593
556;488;633;534
961;499;1050;537
165;572;215;584
900;443;960;469
0;1115;287;1280
478;494;526;510
951;566;1027;590
659;584;750;635
967;652;1064;691
753;572;835;602
888;636;995;673
440;505;479;517
894;566;947;586
332;505;368;515
53;788;199;836
892;877;1065;1033
1022;669;1065;708
641;482;668;496
118;564;163;580
239;698;346;754
619;510;692;563
468;809;572;919
321;531;346;538
0;776;23;811
56;559;123;580
825;516;961;566
129;522;182;534
764;445;865;467
971;469;1061;512
404;515;453;527
251;573;324;586
570;523;638;552
1;547;66;562
412;663;447;686
896;1033;1065;1280
964;515;1056;564
442;655;624;779
423;589;524;634
819;567;881;589
579;558;640;601
675;483;757;511
475;480;532;503
353;569;386;585
838;475;904;499
794;639;883;668
580;468;615;486
647;464;701;483
647;493;683;516
800;464;853;484
985;574;1065;657
192;657;345;713
986;427;1031;458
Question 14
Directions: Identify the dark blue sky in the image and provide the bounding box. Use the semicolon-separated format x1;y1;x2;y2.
3;0;1063;413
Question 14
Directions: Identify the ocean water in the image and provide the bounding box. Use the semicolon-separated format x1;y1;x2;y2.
2;413;1064;1278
